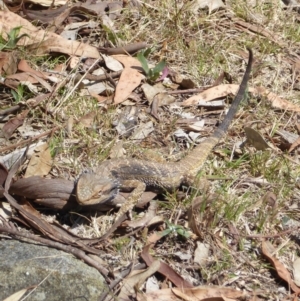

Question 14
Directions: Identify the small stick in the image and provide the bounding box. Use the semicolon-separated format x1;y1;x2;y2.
0;126;60;153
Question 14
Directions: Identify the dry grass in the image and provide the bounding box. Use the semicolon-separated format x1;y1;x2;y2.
2;0;300;299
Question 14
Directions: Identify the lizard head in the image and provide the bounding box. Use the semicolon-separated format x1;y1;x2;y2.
76;171;120;205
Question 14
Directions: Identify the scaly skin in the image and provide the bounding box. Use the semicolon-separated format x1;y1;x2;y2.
76;49;253;234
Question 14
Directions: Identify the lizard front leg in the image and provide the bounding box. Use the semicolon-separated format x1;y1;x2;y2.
99;180;146;240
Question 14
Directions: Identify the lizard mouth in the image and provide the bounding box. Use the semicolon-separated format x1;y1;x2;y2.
76;172;120;205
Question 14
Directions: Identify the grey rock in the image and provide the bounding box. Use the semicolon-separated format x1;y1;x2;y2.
0;239;108;301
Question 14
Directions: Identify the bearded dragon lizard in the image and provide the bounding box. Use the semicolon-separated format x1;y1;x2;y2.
76;48;253;238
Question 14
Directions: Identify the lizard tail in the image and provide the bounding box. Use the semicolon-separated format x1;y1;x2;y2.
213;48;253;139
178;48;253;178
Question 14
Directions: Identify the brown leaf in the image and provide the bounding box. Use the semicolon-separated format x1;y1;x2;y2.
262;240;300;294
0;51;18;75
118;261;161;301
6;72;39;84
141;244;194;288
18;60;52;92
253;86;300;112
181;84;300;112
146;232;166;245
126;201;158;229
2;109;29;139
182;84;239;106
187;196;203;237
114;66;144;104
26;93;51;108
289;136;300;153
244;127;270;151
138;288;179;301
0;11;100;58
18;59;50;79
79;111;96;128
24;143;52;178
172;286;247;300
113;55;144;104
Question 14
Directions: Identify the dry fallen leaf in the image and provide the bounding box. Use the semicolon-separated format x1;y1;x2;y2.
244;127;270;150
0;51;18;75
25;143;52;178
2;287;33;301
289;136;300;153
0;11;100;58
181;84;300;112
172;286;247;300
1;110;29;139
193;241;210;266
113;55;144;104
181;84;237;106
293;257;300;287
141;244;194;288
118;261;161;300
262;240;300;294
141;286;247;301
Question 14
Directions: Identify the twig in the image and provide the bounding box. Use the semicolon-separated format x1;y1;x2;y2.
98;263;133;301
0;126;60;153
168;87;206;95
98;42;148;55
53;57;102;115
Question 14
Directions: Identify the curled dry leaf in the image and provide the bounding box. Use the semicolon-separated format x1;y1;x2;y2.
142;286;247;301
0;11;100;58
141;244;194;288
181;84;300;112
181;84;239;106
118;261;161;301
172;286;247;300
262;240;300;294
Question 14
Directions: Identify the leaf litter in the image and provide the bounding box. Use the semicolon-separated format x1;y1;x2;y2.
1;0;300;300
